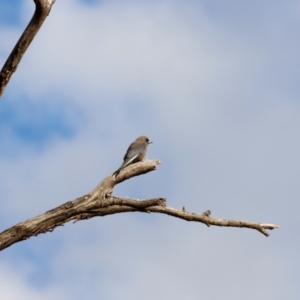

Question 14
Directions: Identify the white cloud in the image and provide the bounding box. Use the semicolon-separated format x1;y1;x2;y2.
0;0;299;299
0;262;66;300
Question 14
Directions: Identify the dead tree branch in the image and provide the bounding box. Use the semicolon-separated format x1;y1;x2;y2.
0;159;279;252
0;0;56;98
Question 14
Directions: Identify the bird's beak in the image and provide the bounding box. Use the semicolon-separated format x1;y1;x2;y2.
148;141;153;144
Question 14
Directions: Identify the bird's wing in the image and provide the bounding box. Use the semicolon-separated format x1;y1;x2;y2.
120;154;139;169
113;142;146;176
122;143;145;165
124;143;145;159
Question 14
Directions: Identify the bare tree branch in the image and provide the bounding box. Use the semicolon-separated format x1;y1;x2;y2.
147;207;278;237
0;159;279;252
0;0;56;98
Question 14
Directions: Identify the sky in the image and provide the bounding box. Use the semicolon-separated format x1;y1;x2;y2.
0;0;299;299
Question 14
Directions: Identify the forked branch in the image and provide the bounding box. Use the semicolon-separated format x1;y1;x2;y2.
0;159;279;252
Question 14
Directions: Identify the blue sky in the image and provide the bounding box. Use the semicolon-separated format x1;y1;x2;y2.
0;0;300;299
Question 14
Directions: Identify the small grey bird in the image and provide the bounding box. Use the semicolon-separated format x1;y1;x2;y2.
113;136;152;176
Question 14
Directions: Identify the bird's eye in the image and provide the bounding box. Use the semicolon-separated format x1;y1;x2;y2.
146;138;149;142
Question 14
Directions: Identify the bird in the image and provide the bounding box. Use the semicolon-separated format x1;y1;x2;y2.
113;136;152;176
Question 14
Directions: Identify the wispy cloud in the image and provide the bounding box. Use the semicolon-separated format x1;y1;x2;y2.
0;0;299;299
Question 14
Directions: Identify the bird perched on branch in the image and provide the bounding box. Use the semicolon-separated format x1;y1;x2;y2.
113;136;152;176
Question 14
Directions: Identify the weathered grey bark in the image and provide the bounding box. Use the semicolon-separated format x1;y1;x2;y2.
0;0;56;98
0;159;279;252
